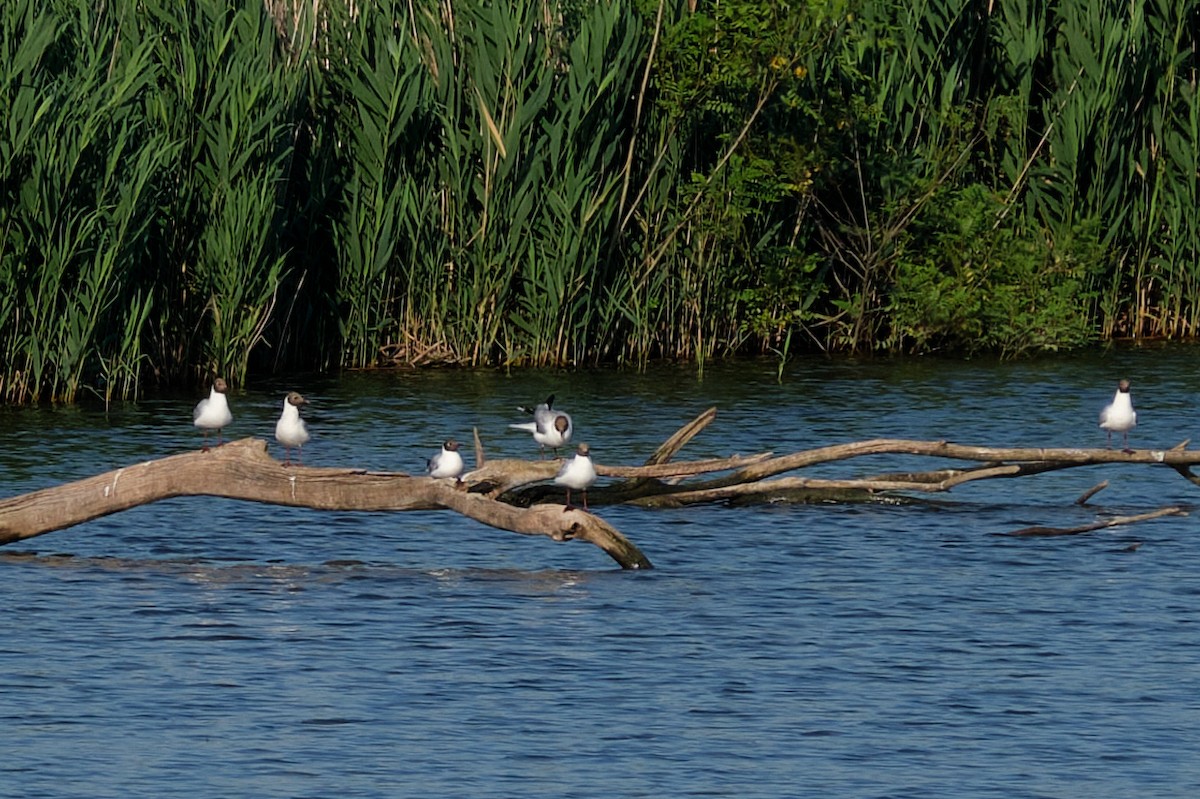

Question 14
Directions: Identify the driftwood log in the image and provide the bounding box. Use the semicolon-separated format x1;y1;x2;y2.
0;441;655;570
1;407;1196;568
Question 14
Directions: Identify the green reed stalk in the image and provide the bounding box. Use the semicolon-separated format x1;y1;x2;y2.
0;0;176;402
186;2;304;384
509;0;644;365
323;1;428;367
1026;0;1198;339
146;0;316;387
1;0;1196;403
321;0;644;367
431;0;559;364
0;0;67;401
1134;0;1199;336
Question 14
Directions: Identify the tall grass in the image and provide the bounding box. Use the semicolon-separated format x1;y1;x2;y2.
0;0;306;401
0;0;1196;404
317;0;645;367
0;0;174;403
144;0;306;385
810;0;1198;353
982;0;1199;339
323;3;428;367
606;0;823;366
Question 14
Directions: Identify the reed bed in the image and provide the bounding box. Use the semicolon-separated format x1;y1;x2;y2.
0;0;1195;402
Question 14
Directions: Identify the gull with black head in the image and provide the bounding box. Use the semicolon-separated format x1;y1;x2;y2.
428;439;465;483
554;443;597;512
510;394;573;459
1099;378;1136;452
275;391;310;466
194;377;232;451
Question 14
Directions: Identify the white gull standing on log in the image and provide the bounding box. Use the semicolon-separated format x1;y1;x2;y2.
274;391;310;466
554;443;596;511
428;439;464;482
510;394;573;458
1099;378;1136;451
193;377;232;451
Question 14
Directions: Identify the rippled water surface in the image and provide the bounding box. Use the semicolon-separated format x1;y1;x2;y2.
4;349;1200;798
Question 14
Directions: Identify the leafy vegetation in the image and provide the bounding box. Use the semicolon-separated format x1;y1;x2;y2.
0;0;1196;402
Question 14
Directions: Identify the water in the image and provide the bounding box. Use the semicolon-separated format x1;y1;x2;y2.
3;348;1200;798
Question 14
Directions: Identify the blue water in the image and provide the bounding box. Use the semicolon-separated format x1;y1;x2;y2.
3;349;1200;798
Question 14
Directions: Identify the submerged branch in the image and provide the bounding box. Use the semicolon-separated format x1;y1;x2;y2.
1075;481;1110;506
1000;507;1185;537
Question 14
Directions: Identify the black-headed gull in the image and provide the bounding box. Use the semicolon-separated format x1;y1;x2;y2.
275;391;310;465
428;439;465;482
194;377;232;450
554;443;596;511
1099;378;1136;450
510;394;573;458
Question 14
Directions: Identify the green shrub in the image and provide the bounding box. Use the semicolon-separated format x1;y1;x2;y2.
889;185;1101;356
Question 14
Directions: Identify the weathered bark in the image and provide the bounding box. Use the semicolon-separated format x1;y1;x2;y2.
470;452;776;506
464;405;760;502
721;438;1200;484
643;406;717;464
619;437;1200;507
0;439;652;570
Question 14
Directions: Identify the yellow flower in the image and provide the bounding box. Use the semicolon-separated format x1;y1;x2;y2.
794;65;808;79
770;55;787;71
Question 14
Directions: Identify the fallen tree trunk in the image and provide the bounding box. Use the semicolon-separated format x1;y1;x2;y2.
0;440;653;569
4;406;1199;567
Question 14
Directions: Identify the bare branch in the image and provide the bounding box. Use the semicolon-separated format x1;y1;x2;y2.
720;439;1200;487
1172;464;1200;487
1075;481;1109;506
643;406;717;465
473;426;485;468
1000;507;1185;537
